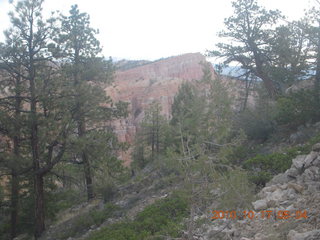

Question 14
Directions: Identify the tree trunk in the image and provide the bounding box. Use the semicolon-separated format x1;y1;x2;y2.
34;174;45;239
315;22;320;116
10;170;19;240
156;111;160;154
241;74;252;112
83;151;94;200
250;40;278;98
26;13;46;238
78;119;94;200
10;74;22;240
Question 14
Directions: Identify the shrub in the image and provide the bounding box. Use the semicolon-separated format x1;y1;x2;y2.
243;153;291;186
55;203;119;240
87;193;189;240
216;169;255;210
236;97;276;141
275;89;319;128
242;143;310;186
95;183;117;203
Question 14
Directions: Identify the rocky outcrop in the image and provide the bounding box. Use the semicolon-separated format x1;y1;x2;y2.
106;53;217;165
198;144;320;240
107;53;256;165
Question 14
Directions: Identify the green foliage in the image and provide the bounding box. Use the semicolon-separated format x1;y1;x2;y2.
132;144;147;169
275;89;319;127
210;0;283;97
216;169;255;210
236;91;276;141
242;133;320;187
55;203;119;240
243;144;309;186
47;189;86;217
169;71;236;159
132;101;170;169
87;193;189;240
237;109;275;141
217;129;248;165
0;185;3;206
244;153;291;174
170;82;205;153
267;22;311;87
0;222;10;240
95;183;117;203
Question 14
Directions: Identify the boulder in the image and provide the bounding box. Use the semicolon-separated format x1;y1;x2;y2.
267;188;285;203
286;168;299;178
304;151;318;168
312;156;320;167
292;155;307;170
287;229;320;240
311;143;320;152
287;183;304;193
254;233;269;240
258;185;278;198
267;173;289;186
302;166;320;181
252;199;268;211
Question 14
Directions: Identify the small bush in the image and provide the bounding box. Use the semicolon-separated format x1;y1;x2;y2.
95;183;117;203
216;169;255;210
242;143;310;186
243;153;291;186
87;193;189;240
56;203;119;240
276;89;319;128
236;104;276;141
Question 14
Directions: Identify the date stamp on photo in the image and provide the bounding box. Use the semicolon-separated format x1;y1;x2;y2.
211;210;308;220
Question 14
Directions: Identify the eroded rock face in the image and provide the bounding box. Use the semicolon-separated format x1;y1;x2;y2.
106;53;216;165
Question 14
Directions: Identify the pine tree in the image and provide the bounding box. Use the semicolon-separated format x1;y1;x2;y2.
0;62;27;239
1;0;74;237
57;5;127;201
210;0;282;98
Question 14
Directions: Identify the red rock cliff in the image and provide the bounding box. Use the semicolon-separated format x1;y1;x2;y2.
105;53;216;165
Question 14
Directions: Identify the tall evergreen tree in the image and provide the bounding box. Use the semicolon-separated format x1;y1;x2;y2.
303;6;320;109
0;38;28;239
1;0;74;237
141;101;166;160
170;82;204;156
210;0;282;98
268;21;312;89
57;5;126;201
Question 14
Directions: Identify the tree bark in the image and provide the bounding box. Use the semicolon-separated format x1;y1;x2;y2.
250;40;278;98
34;173;45;239
78;119;94;200
10;73;22;239
28;18;46;238
10;170;19;240
314;21;320;114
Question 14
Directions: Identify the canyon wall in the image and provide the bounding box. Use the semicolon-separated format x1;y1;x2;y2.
105;53;223;165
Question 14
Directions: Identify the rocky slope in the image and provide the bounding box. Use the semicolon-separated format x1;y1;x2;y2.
32;141;320;240
197;143;320;240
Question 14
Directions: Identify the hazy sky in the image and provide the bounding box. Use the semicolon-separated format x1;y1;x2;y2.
0;0;317;60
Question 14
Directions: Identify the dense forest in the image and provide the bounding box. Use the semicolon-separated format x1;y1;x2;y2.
1;0;320;239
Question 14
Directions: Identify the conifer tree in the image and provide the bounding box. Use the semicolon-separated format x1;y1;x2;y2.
57;5;127;201
0;0;75;237
210;0;282;98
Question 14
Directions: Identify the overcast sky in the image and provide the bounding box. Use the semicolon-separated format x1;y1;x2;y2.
0;0;317;61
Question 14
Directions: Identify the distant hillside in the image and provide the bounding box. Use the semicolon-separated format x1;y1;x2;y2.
115;59;151;71
106;53;252;165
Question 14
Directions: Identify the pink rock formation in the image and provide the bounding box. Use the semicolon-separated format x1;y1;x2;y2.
106;53;216;165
